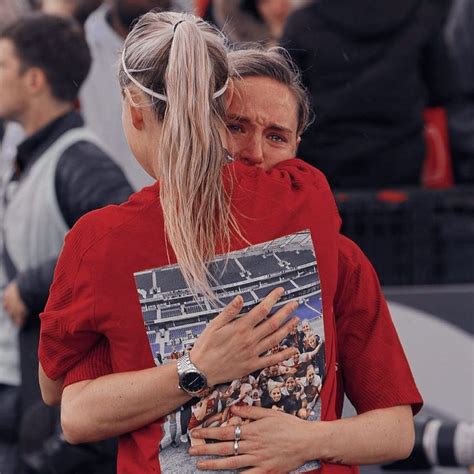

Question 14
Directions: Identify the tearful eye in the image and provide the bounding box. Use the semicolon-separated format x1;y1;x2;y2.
269;134;285;143
227;124;242;133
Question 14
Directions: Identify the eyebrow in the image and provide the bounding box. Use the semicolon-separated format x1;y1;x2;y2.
226;114;294;134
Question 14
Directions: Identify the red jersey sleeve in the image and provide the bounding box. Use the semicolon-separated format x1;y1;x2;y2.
63;338;113;389
335;235;423;415
39;219;100;380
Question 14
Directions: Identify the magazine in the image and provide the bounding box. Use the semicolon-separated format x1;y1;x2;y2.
134;230;325;473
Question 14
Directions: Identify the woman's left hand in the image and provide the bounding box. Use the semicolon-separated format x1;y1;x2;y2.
189;405;312;473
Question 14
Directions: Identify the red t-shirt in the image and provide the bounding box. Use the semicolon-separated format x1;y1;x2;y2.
39;159;422;474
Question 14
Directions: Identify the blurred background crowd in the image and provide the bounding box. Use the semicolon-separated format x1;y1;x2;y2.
0;1;472;474
1;0;473;188
208;0;474;188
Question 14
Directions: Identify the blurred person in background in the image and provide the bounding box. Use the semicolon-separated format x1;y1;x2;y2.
208;0;309;46
0;0;31;171
0;0;32;284
40;0;103;26
0;0;31;28
281;0;458;189
175;0;194;11
80;0;173;190
445;0;474;183
0;13;132;473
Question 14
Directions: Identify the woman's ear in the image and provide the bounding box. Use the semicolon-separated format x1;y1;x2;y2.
124;87;145;131
130;104;144;131
294;135;302;156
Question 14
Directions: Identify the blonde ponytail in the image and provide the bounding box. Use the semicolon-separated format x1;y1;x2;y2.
119;12;236;301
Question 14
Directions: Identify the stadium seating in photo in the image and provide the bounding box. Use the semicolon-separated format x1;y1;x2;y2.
236;254;286;277
183;301;207;314
164;344;183;355
161;305;182;319
294;273;319;288
276;250;315;267
207;259;243;283
143;308;157;322
147;332;156;344
168;323;206;341
142;266;322;328
154;269;187;293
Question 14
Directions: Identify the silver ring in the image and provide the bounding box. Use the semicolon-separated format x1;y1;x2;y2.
234;424;242;441
233;439;240;456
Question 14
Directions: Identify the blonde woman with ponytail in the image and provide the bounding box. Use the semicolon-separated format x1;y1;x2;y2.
119;12;234;300
38;11;421;474
36;11;304;472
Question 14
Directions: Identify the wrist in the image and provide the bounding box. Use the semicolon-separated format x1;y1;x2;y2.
177;352;213;397
189;348;216;387
302;420;332;464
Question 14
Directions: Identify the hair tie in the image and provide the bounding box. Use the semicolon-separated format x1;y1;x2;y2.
173;20;186;33
121;48;168;102
121;46;229;102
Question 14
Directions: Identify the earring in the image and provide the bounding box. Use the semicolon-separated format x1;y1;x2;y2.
224;149;234;164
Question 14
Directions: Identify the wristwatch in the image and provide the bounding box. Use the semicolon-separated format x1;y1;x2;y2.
177;352;210;397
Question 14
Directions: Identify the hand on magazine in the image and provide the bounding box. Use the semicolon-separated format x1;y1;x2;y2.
190;287;299;387
189;405;310;473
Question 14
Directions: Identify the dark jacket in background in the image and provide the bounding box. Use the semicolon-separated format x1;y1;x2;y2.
210;0;272;44
445;0;474;182
281;0;457;189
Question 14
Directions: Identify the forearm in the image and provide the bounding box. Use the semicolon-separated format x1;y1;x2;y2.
56;290;298;445
39;363;64;405
305;405;415;465
61;362;190;444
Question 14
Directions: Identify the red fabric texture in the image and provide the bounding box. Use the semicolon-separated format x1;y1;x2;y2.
39;159;422;473
62;336;112;389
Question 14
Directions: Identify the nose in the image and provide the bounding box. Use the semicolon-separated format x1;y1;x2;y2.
239;134;264;168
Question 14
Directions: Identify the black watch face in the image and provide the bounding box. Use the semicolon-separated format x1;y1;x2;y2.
181;371;206;393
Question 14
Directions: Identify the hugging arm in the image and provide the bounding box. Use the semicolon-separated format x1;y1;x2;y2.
51;289;299;443
190;404;414;472
190;236;422;471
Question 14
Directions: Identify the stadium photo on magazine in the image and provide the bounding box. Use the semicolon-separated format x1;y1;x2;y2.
134;230;325;473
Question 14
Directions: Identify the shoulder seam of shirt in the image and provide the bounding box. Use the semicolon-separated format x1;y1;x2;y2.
79;191;156;255
69;192;158;329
